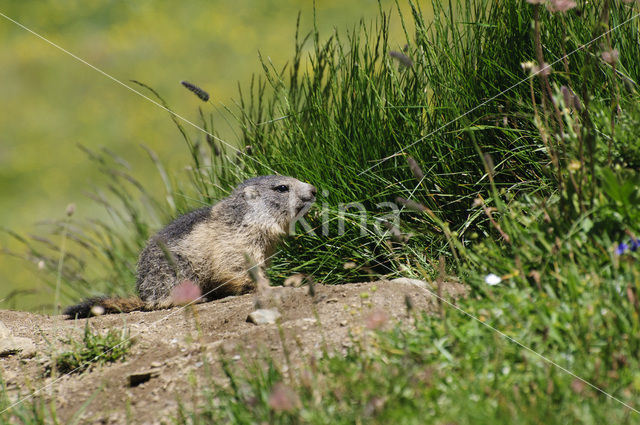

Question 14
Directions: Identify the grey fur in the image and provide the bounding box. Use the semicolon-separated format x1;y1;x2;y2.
136;175;316;304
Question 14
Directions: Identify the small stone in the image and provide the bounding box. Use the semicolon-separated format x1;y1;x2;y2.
150;361;162;368
339;320;348;327
389;277;429;289
2;370;17;385
0;337;37;358
246;308;281;325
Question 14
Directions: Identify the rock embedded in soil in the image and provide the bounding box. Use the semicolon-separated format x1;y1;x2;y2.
0;336;37;358
0;317;36;358
247;308;281;325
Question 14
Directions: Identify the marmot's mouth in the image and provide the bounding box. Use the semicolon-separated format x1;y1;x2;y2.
295;201;314;216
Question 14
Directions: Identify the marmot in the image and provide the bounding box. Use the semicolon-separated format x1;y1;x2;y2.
64;175;316;318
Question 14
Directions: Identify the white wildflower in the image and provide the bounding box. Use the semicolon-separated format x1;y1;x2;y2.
484;273;502;286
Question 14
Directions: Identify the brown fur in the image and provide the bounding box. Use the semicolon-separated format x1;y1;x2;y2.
100;297;148;314
63;296;148;318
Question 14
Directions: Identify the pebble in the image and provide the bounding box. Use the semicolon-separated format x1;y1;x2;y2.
390;277;429;289
246;308;281;325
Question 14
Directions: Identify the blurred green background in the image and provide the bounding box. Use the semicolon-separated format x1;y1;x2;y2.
0;0;413;311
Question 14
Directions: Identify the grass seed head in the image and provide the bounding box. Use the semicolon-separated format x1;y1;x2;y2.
180;80;210;102
389;50;414;68
65;203;76;217
407;156;424;182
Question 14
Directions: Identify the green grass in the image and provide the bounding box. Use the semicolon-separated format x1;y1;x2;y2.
0;315;129;423
0;369;102;425
5;0;640;423
178;305;640;424
0;383;55;425
0;324;128;422
52;323;131;375
169;0;640;423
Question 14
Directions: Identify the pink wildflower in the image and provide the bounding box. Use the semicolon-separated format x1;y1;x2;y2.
170;280;202;305
548;0;577;12
602;49;619;65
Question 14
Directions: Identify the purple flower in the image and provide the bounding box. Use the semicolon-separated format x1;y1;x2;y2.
616;242;629;255
631;239;639;252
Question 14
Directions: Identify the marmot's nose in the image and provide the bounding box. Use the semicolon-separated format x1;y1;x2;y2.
301;184;317;202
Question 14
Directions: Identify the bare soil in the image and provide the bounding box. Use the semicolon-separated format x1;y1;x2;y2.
0;278;466;424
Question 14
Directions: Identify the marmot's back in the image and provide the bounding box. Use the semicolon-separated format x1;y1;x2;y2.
136;206;212;301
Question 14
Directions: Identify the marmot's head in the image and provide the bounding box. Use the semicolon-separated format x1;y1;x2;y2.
235;175;316;235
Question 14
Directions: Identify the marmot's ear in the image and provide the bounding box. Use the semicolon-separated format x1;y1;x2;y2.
243;186;260;200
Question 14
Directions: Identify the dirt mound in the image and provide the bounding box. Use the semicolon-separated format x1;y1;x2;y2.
0;278;466;424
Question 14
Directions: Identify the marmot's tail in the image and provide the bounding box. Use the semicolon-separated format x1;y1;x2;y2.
64;296;146;319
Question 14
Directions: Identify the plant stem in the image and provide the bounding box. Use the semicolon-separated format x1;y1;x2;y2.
55;216;70;315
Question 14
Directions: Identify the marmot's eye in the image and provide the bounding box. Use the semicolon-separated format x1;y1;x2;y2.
273;185;289;193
